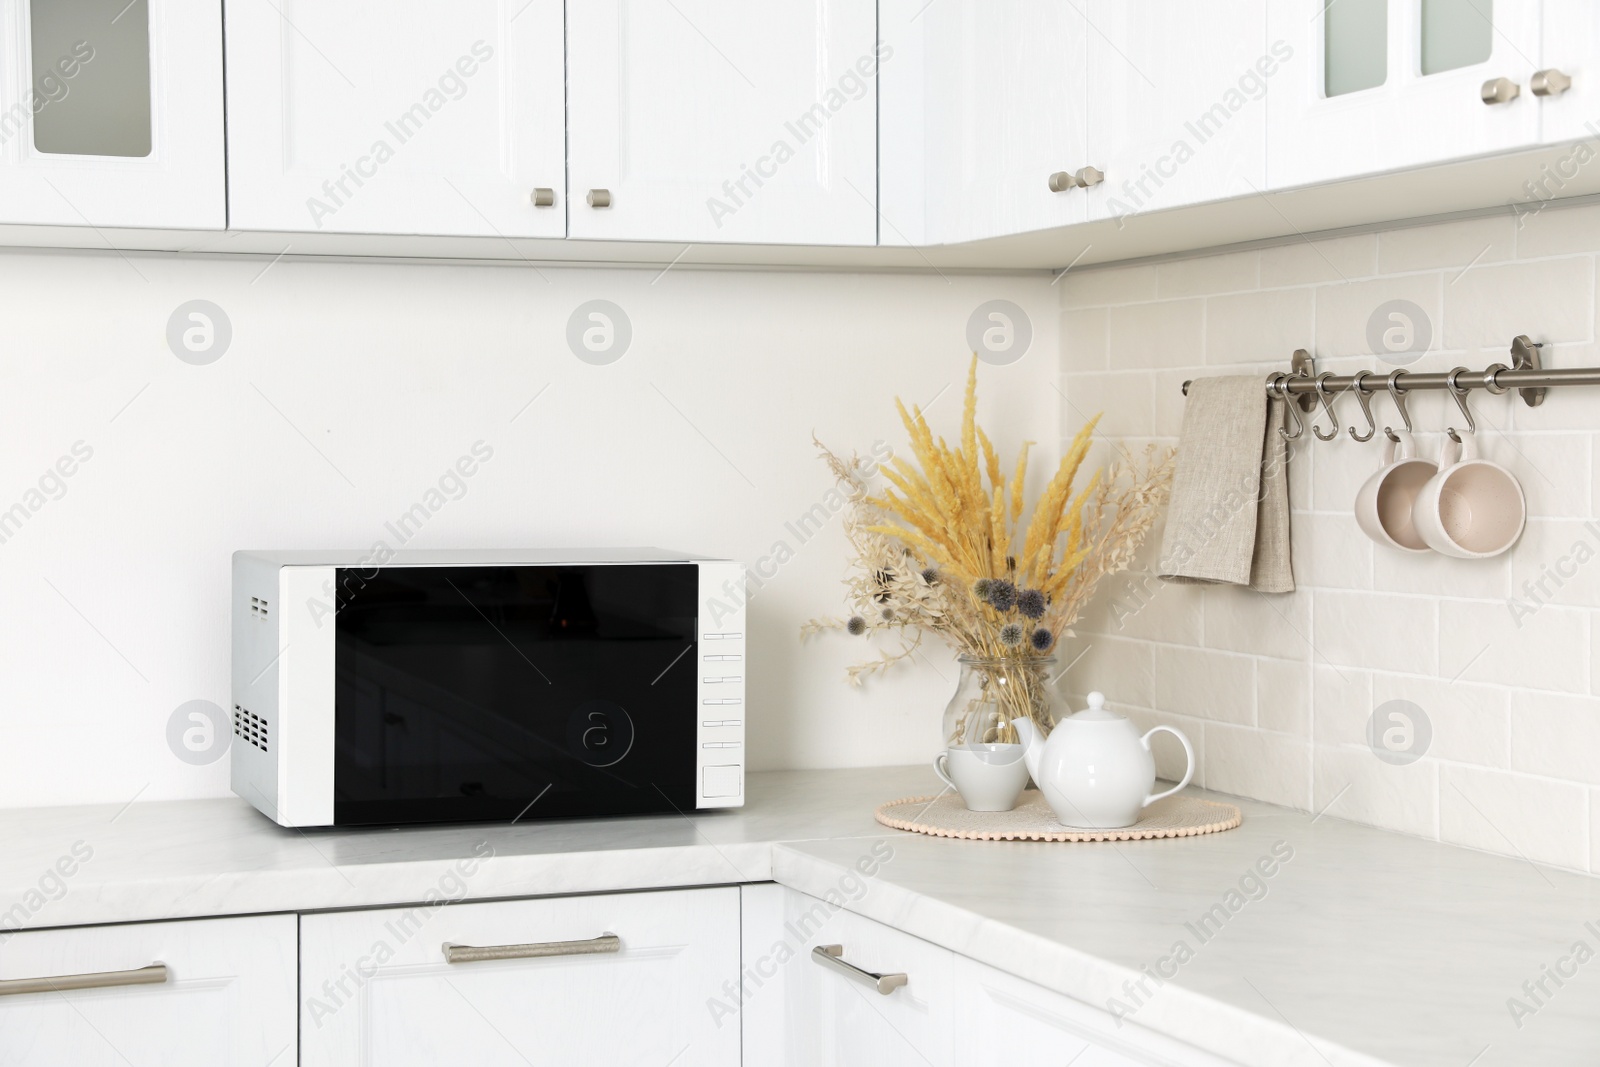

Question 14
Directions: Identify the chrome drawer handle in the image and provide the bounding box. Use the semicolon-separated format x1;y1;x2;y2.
811;944;908;995
442;933;620;964
0;963;168;997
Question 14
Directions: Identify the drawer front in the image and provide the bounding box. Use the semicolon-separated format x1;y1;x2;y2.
0;914;297;1067
742;884;954;1067
301;886;739;1067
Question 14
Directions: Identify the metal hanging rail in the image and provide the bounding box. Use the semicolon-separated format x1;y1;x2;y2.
1180;336;1600;411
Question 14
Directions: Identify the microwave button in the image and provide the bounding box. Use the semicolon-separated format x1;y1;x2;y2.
705;654;742;662
702;676;743;684
702;741;742;749
703;632;742;640
703;765;742;798
702;698;741;706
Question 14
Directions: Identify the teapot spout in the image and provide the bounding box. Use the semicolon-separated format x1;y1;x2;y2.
1010;717;1042;784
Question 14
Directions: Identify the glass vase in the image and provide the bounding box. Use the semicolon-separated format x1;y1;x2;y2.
941;655;1063;750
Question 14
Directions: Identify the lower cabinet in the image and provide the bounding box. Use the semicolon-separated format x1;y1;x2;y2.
299;886;741;1066
742;884;1237;1067
0;914;296;1066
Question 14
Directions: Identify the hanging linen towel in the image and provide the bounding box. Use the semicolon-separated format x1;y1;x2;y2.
1157;375;1293;593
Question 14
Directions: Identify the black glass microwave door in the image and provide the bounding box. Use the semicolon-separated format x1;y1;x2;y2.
331;564;699;825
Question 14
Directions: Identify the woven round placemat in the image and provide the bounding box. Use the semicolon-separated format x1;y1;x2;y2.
874;790;1241;842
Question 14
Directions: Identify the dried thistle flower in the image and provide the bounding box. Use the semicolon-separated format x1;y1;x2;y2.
879;607;895;622
1016;588;1046;619
972;577;995;600
920;567;939;585
986;580;1017;612
1030;627;1054;652
846;616;866;636
999;623;1024;647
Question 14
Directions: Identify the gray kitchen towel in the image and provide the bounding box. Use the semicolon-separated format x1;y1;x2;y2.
1157;375;1294;593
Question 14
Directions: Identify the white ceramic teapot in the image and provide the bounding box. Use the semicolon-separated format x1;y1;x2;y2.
1012;692;1195;829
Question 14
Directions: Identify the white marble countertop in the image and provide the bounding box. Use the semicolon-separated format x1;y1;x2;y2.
3;766;1598;1066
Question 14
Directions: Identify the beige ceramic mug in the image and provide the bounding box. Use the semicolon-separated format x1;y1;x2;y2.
1412;433;1526;558
1354;430;1435;553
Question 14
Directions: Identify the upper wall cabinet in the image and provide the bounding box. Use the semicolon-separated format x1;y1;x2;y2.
1080;0;1269;223
0;0;223;229
1538;0;1598;144
565;0;878;246
224;0;566;237
880;0;1088;246
1267;0;1542;190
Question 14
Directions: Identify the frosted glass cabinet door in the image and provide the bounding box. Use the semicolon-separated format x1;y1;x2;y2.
880;0;1088;246
1267;0;1541;190
300;887;741;1067
1081;0;1269;224
0;0;223;228
566;0;878;246
224;0;566;237
0;914;297;1066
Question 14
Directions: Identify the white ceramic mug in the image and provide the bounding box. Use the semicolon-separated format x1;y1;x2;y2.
1412;433;1526;558
932;744;1029;812
1354;430;1435;553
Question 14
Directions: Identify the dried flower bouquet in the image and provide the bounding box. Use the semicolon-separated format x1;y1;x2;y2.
804;357;1175;740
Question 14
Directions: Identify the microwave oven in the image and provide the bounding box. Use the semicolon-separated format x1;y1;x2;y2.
230;549;745;828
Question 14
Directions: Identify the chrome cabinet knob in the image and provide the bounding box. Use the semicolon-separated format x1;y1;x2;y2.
531;188;556;207
586;189;612;208
1048;171;1075;193
1532;68;1573;97
1481;76;1521;105
1074;165;1105;188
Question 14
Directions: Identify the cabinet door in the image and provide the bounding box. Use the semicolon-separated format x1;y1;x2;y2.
0;914;297;1066
880;0;1088;245
300;887;740;1067
1082;1;1268;223
952;956;1239;1067
1537;0;1599;145
1267;0;1541;190
741;884;954;1067
566;0;877;246
0;0;223;228
224;0;565;237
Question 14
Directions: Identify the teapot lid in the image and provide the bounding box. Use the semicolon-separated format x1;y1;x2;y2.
1073;691;1122;721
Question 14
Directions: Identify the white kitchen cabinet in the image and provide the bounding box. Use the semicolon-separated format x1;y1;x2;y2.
0;0;224;229
565;0;877;246
1267;0;1543;190
741;883;954;1067
0;914;296;1066
953;956;1239;1067
1537;0;1598;145
1081;1;1269;224
223;0;566;237
879;0;1089;246
300;886;740;1066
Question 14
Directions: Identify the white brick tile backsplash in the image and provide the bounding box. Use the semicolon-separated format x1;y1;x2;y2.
1060;208;1600;871
1370;673;1508;769
1313;746;1438;839
1439;765;1588;872
1060;308;1109;372
1312;590;1437;674
1204;723;1310;809
1509;691;1600;785
1379;215;1514;275
1152;645;1256;725
1315;274;1442;359
1438;601;1587;693
1107;299;1204;369
1156;250;1258;298
1443;257;1593;350
1259;234;1377;287
1205;288;1314;366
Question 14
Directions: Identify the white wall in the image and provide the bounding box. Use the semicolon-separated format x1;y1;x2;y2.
1060;200;1600;874
0;250;1060;809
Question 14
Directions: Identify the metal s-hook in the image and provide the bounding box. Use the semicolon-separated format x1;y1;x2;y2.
1383;370;1412;443
1272;373;1305;440
1310;372;1341;441
1445;366;1476;443
1348;371;1378;442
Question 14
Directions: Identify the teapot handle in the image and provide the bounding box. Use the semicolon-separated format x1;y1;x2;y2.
1140;726;1196;808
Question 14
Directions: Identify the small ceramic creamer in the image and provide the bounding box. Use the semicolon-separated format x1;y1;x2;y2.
1012;692;1195;829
